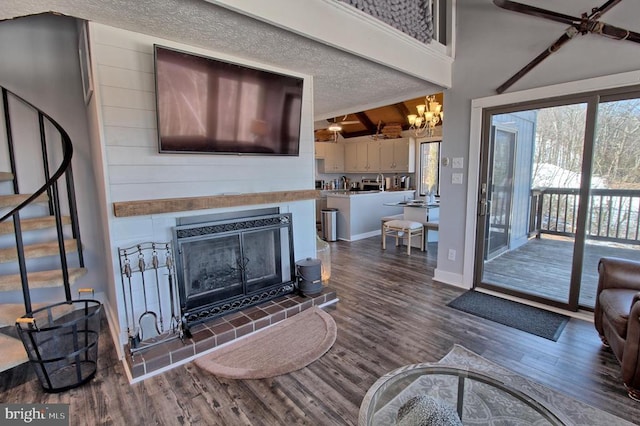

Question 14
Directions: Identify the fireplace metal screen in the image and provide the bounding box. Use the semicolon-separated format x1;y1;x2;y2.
174;212;295;327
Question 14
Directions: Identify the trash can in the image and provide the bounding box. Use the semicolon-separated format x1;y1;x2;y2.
321;208;338;242
16;299;102;393
296;257;323;296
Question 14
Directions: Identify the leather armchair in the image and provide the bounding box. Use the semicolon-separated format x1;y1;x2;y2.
595;257;640;401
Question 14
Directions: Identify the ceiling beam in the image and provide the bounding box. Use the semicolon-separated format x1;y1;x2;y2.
393;102;412;130
355;112;378;135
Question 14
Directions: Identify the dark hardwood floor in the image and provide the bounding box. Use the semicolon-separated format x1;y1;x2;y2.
2;236;639;425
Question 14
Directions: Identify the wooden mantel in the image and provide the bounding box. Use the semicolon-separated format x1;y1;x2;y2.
113;189;321;217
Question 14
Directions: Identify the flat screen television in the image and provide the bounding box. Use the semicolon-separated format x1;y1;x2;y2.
154;45;303;156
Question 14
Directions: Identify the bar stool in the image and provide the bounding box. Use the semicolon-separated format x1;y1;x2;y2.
382;220;424;255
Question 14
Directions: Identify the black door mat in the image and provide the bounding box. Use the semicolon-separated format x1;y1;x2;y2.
447;291;570;341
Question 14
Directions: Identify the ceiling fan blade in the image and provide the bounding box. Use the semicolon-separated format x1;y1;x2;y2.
497;31;574;94
596;22;640;44
493;0;579;26
592;0;622;18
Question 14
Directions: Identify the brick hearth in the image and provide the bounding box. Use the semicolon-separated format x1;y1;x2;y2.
124;287;338;381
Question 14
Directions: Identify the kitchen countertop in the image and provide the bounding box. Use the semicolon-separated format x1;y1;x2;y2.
384;200;440;208
326;190;414;197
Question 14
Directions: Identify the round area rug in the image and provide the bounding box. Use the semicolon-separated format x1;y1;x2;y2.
194;306;337;379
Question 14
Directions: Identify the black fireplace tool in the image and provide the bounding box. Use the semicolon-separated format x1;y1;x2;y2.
118;241;183;353
137;246;160;341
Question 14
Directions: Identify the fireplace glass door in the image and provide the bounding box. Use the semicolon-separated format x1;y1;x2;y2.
174;212;295;324
181;234;244;309
243;228;283;292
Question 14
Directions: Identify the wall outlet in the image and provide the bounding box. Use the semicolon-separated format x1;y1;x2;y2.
448;249;456;261
452;173;463;184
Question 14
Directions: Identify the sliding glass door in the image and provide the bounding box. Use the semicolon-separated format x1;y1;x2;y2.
580;94;640;308
476;101;588;308
476;88;640;310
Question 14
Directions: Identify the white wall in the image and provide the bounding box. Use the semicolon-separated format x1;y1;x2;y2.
0;14;108;305
88;23;318;343
435;0;640;288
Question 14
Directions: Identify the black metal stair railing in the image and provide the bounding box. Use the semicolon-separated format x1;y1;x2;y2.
0;85;84;314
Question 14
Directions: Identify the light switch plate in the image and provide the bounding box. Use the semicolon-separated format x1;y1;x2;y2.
452;157;464;169
452;173;463;184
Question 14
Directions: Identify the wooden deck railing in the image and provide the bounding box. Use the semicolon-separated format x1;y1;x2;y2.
529;188;640;245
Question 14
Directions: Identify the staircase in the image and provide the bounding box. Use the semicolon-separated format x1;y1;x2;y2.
0;86;86;372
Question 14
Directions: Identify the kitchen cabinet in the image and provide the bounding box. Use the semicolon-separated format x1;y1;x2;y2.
345;140;380;172
362;140;380;172
379;138;415;173
317;142;344;172
344;143;359;171
315;142;326;159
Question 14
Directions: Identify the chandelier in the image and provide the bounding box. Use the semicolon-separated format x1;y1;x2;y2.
407;95;443;137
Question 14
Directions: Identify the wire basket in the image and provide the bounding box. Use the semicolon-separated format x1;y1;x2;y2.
16;299;102;393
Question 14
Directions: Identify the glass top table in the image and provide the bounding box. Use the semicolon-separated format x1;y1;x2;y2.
359;364;566;425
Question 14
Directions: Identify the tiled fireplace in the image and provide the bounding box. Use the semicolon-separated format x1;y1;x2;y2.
125;287;337;380
122;208;338;381
174;210;297;331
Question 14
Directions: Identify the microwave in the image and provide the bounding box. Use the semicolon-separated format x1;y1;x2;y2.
361;179;382;191
315;180;324;189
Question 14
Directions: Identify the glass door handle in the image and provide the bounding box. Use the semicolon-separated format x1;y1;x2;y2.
479;199;488;216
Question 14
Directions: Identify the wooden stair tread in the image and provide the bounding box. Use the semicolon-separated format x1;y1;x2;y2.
0;216;71;235
0;303;48;327
0;303;77;372
0;193;48;209
0;239;78;263
0;172;14;182
0;334;28;371
0;267;87;292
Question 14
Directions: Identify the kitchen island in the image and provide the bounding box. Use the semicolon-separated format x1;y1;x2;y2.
326;190;415;241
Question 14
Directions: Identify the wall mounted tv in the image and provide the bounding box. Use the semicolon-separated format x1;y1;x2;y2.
154;45;303;156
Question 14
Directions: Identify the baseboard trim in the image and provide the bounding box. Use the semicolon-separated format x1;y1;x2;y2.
433;268;467;289
102;299;126;361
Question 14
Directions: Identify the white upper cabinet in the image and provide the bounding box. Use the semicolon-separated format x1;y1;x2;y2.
315;142;326;159
345;143;359;172
341;138;415;173
379;140;395;171
379;138;415;173
366;140;381;172
345;140;380;172
317;142;344;172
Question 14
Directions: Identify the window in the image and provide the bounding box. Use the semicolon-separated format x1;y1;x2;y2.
419;141;441;196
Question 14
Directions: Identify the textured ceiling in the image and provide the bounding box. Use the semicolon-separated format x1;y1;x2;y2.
0;0;444;120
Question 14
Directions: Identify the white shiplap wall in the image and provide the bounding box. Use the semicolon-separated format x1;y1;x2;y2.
89;23;317;345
